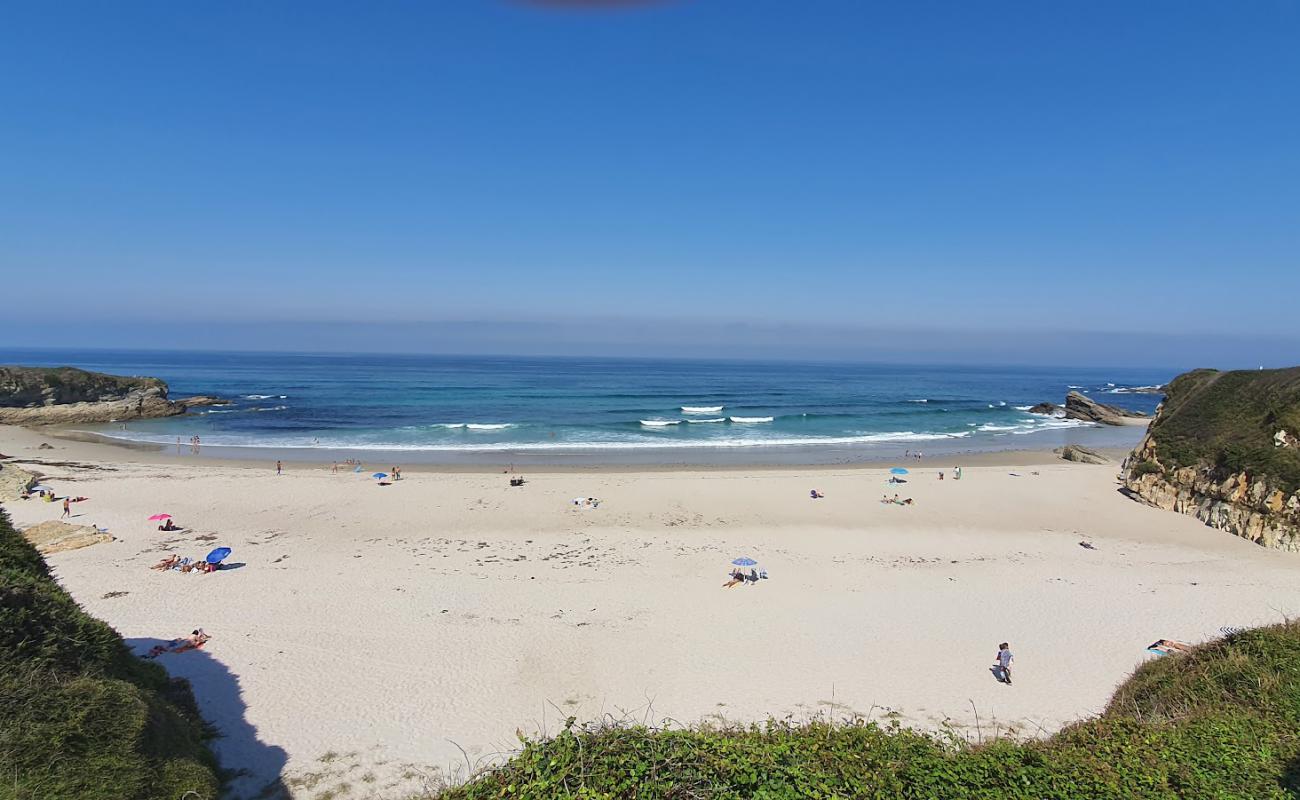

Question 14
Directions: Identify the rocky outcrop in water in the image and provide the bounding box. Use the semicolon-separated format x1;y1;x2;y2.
1064;391;1149;426
1027;402;1061;416
0;366;222;424
1121;367;1300;551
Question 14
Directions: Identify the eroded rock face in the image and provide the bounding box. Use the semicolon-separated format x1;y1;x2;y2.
1027;402;1061;416
1064;391;1148;426
1122;432;1300;551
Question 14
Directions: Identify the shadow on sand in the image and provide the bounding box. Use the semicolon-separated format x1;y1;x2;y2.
128;637;289;799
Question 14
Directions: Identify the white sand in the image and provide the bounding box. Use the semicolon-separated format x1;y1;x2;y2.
6;425;1300;798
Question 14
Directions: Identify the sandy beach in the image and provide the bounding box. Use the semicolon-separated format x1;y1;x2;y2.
6;423;1300;799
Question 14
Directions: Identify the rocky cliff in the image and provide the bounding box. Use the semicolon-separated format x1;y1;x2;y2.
0;365;220;424
1121;367;1300;551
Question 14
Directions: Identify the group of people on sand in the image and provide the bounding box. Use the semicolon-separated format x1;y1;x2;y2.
880;494;914;506
723;567;767;587
572;496;600;508
151;554;220;573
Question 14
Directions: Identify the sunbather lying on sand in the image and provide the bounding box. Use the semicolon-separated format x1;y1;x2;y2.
723;569;745;588
151;554;181;570
144;629;210;659
1147;639;1193;655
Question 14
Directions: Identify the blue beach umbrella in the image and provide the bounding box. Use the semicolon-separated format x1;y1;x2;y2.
205;547;232;564
890;467;910;475
731;557;758;567
372;472;388;479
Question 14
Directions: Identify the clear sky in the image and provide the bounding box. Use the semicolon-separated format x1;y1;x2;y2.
2;1;1297;366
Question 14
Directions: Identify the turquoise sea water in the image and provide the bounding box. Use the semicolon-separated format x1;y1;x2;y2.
1;349;1169;464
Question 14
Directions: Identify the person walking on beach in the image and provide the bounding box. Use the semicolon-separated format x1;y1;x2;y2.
994;642;1014;685
331;461;338;474
276;460;282;475
62;497;70;518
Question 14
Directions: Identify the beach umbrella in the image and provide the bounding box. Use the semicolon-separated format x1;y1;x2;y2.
889;468;910;475
30;484;53;492
148;513;172;521
371;472;388;479
205;547;232;564
731;557;758;567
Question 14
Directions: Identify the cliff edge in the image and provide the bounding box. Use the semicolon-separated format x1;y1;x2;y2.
1121;367;1300;550
0;365;219;424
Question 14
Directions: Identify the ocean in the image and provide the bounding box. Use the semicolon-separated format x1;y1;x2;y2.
0;349;1170;465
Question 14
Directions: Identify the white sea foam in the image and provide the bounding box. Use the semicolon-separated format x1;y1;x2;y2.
681;406;723;414
977;417;1094;435
89;428;979;452
1106;385;1162;394
907;399;928;403
640;420;682;427
436;423;514;430
252;405;289;412
686;417;726;423
1014;405;1033;411
243;394;288;400
729;416;774;423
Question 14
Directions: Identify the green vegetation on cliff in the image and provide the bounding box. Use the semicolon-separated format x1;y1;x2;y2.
0;365;168;408
442;623;1300;799
0;510;221;799
1147;367;1300;494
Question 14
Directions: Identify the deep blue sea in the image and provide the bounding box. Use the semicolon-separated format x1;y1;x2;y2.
0;349;1171;464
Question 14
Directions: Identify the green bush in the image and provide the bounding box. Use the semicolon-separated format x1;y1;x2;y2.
442;624;1300;799
0;509;221;799
1130;460;1162;479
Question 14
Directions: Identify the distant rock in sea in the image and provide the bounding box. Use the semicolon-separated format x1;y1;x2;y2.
1026;402;1061;416
0;366;225;424
1064;391;1148;426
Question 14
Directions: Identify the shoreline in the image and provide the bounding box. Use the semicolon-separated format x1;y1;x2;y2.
5;422;1143;473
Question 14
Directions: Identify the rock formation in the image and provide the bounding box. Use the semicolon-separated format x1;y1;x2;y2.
1064;391;1149;426
0;461;37;501
1121;367;1300;551
1055;444;1109;464
20;520;113;554
1027;402;1061;416
0;366;224;424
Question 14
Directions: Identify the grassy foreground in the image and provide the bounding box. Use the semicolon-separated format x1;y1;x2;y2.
0;509;221;799
442;624;1300;799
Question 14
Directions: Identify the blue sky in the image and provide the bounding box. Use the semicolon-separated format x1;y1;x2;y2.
2;1;1297;364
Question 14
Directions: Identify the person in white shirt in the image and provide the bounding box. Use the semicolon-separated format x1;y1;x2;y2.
994;642;1014;685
